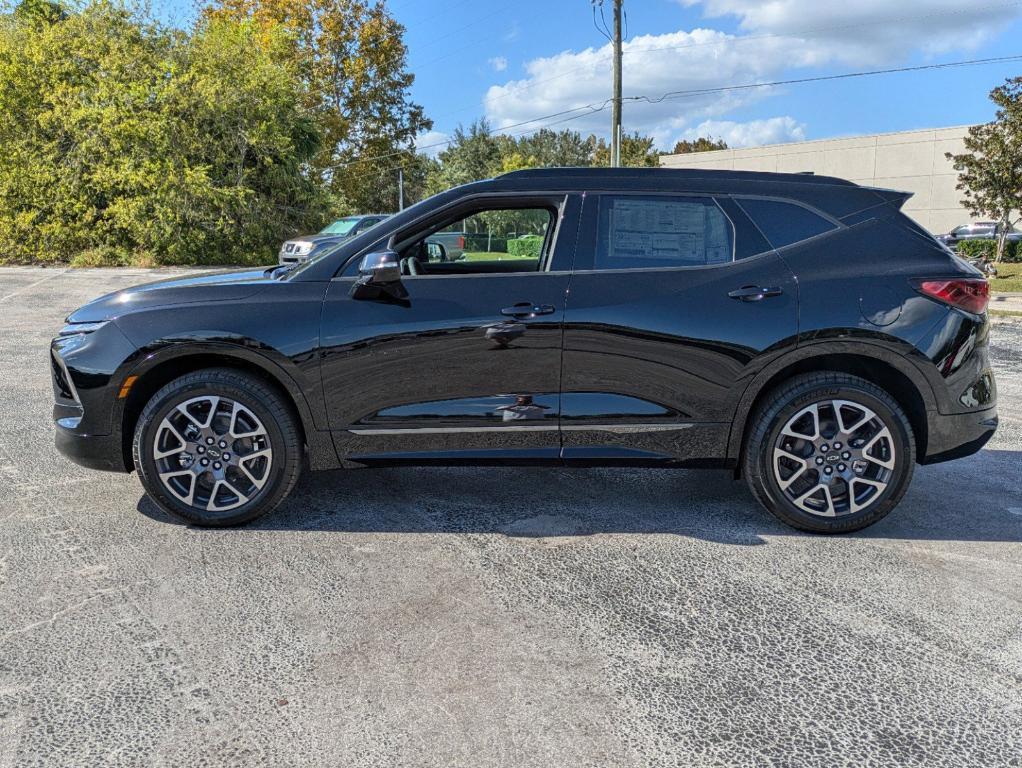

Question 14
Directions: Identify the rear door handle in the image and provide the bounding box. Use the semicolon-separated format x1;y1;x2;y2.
728;285;783;302
501;303;556;318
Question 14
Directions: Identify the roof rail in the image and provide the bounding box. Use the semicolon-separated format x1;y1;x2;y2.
495;166;857;186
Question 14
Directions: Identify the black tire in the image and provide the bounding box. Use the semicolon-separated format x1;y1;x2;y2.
742;372;915;534
133;368;302;526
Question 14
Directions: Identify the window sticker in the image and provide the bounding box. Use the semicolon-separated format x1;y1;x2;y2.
605;199;730;265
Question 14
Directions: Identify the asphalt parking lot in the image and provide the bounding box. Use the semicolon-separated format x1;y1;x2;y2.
1;266;1020;767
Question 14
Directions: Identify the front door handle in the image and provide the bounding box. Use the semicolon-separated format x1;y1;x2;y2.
501;303;556;318
728;285;783;302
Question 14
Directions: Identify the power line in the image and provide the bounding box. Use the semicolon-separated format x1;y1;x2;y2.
592;1;612;42
638;55;1022;105
326;53;1022;171
325;104;609;171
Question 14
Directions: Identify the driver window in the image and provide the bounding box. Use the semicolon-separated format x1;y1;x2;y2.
400;206;554;276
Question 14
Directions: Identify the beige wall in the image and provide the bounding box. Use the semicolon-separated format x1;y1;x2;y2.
659;126;975;235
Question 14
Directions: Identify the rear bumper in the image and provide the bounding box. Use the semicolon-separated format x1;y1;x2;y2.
920;406;998;465
55;421;129;473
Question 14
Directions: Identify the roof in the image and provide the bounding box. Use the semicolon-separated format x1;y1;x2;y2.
479;166;908;224
497;166;858;188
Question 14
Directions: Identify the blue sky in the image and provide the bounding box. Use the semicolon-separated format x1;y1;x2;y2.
161;0;1022;152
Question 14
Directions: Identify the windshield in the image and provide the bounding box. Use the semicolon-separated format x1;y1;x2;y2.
320;218;360;235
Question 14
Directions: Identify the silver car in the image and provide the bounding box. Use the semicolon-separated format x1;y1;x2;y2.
279;214;390;265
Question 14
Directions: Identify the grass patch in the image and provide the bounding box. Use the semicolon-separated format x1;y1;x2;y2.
990;262;1022;293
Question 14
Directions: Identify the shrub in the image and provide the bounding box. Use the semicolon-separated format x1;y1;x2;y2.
0;5;328;266
956;239;1022;262
463;233;507;253
507;234;543;259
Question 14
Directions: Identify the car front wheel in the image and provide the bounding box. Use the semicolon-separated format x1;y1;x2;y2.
133;368;302;526
743;372;916;533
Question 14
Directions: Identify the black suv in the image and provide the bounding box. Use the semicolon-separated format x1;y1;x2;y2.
52;168;997;533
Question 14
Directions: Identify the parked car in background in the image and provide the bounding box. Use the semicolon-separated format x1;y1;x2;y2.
279;214;390;264
52;168;996;535
936;221;1022;248
424;230;467;260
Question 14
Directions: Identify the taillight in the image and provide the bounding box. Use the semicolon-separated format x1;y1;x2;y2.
457;236;465;249
912;278;989;315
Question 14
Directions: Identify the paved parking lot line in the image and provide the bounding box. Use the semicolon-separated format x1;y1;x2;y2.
0;269;67;303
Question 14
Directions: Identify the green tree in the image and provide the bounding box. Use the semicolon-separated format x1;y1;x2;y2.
422;125;664;195
947;76;1022;262
669;136;728;155
425;120;502;194
13;0;66;25
204;0;431;214
0;1;327;265
157;16;329;261
589;132;659;167
497;128;593;169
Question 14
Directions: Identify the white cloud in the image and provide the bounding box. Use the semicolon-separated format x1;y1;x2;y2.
679;0;1014;63
415;130;450;157
483;1;1020;147
488;56;508;72
484;28;789;139
678;117;807;148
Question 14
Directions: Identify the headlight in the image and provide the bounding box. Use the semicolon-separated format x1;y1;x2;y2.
293;241;315;255
59;321;108;336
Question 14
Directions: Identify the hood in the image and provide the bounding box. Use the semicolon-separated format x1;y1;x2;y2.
67;267;273;323
289;233;346;245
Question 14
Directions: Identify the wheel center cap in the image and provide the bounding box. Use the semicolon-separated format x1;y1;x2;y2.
206;447;222;460
826;453;840;462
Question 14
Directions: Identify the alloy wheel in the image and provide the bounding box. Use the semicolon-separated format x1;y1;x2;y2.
771;399;896;518
151;395;273;513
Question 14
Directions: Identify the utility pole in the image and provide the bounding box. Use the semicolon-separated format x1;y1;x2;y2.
611;0;622;167
397;167;404;211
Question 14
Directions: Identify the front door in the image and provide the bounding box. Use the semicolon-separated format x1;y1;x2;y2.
319;195;580;463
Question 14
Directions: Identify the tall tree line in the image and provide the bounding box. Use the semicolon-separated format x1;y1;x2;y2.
0;0;722;266
0;0;428;265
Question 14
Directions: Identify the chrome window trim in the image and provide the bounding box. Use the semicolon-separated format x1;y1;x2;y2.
331;270;573;282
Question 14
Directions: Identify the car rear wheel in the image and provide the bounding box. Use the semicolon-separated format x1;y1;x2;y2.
133;369;302;526
743;372;915;533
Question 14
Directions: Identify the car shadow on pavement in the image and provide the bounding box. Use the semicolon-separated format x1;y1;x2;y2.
137;448;1022;545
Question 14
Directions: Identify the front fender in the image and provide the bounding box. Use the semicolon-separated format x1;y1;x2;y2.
120;337;325;431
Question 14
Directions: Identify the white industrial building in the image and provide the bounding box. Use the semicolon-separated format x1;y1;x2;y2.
659;126;975;236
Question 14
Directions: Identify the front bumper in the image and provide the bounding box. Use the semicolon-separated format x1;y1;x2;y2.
50;322;137;473
55;421;130;472
921;406;998;465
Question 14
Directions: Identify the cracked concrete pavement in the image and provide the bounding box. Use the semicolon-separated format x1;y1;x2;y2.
0;266;1020;767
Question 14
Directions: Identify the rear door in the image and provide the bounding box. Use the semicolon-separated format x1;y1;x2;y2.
560;192;800;465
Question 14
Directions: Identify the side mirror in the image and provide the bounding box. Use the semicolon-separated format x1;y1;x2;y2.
425;241;448;262
358;251;401;284
351;250;407;301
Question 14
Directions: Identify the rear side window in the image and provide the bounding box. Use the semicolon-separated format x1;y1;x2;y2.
595;195;733;269
737;198;838;250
